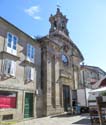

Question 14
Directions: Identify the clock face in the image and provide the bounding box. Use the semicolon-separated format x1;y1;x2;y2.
61;55;68;64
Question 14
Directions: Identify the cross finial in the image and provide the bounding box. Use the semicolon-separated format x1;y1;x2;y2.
56;4;61;13
57;4;61;8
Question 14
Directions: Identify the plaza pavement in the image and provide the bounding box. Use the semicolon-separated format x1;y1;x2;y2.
14;113;91;125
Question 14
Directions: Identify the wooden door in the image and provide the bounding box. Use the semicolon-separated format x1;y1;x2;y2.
63;85;70;111
24;93;33;118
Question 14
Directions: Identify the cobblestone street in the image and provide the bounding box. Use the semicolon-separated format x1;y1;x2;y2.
14;114;91;125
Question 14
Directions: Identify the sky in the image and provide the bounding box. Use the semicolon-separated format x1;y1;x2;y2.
0;0;106;71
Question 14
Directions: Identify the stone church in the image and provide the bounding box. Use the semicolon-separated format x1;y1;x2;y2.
0;8;83;121
39;8;84;116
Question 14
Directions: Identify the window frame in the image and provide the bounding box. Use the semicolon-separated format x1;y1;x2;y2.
25;66;34;82
0;91;17;109
12;35;18;50
27;44;35;63
3;59;16;77
6;32;18;55
61;54;68;65
7;32;12;48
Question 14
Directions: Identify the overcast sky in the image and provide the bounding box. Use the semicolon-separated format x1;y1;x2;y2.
0;0;106;71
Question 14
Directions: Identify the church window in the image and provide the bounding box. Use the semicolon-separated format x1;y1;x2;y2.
61;54;68;64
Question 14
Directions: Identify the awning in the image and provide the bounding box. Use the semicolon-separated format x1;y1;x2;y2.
89;87;106;93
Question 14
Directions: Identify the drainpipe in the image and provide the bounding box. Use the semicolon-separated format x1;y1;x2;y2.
1;36;6;75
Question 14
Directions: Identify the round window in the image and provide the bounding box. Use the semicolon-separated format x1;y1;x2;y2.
61;55;68;64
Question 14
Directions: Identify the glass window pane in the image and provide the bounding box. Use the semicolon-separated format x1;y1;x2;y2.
29;68;31;80
8;62;11;74
31;47;33;58
13;36;17;50
0;91;17;109
27;44;31;58
4;59;11;75
7;33;12;48
27;44;35;62
25;66;31;81
62;55;68;63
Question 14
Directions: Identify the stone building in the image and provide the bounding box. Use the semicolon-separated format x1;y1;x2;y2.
0;8;83;121
92;75;106;88
38;8;83;116
0;17;41;121
80;65;106;89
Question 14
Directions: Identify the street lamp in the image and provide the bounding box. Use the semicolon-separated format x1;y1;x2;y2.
82;62;87;106
71;44;75;90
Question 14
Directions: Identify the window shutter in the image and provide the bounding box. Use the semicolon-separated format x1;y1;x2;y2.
25;66;28;81
29;67;31;81
4;59;12;75
4;59;8;75
10;61;16;76
25;66;34;81
25;66;31;81
31;67;34;80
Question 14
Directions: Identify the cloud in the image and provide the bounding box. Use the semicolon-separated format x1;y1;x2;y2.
33;16;41;20
24;6;41;20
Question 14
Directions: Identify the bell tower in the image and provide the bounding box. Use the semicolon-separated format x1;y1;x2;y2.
49;8;69;36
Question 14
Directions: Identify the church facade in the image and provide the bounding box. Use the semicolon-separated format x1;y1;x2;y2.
0;8;83;121
39;8;84;116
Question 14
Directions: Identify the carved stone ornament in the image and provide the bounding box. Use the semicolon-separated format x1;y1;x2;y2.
63;44;69;52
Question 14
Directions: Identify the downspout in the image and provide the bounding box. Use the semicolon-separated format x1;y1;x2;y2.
1;36;6;76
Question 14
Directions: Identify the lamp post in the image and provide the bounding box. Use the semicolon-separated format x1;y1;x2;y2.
82;62;87;106
71;44;75;90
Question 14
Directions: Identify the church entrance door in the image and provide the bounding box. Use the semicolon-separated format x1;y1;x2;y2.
63;85;70;111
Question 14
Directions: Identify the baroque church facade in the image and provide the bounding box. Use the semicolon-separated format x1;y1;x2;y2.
39;8;84;116
0;8;83;121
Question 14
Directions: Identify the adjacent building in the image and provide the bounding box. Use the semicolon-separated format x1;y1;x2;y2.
0;17;42;121
80;65;106;89
92;75;106;88
0;8;84;121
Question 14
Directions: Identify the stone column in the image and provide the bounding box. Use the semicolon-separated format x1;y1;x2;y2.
55;59;60;106
47;54;52;106
51;55;55;108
